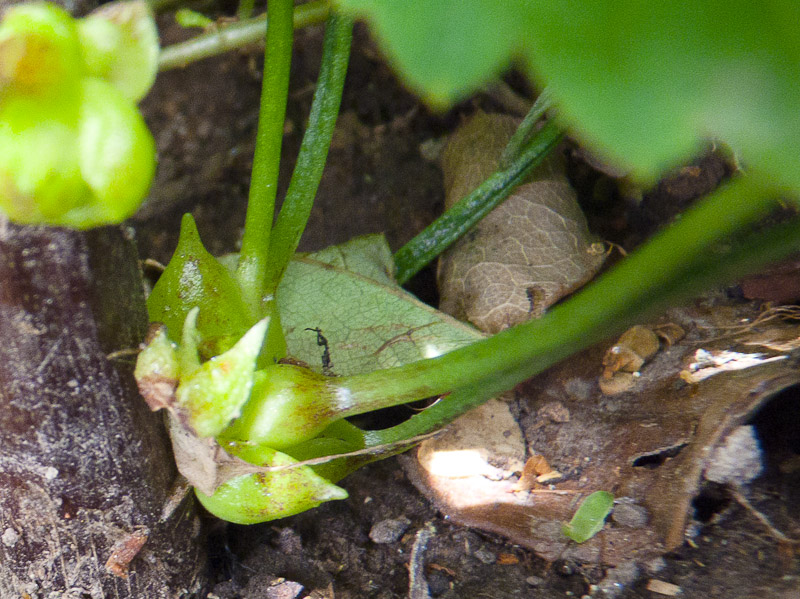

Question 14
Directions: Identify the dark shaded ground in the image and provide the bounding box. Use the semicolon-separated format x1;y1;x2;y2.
134;14;800;599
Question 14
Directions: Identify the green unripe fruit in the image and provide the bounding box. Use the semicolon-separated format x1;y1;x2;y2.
220;364;343;450
194;447;348;525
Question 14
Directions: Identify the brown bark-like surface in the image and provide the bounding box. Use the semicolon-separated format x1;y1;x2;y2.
0;221;207;597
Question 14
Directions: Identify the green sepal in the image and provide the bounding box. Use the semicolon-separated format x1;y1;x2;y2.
218;363;337;450
175;317;268;437
134;325;179;382
147;214;254;354
195;445;348;524
78;0;159;103
562;490;615;543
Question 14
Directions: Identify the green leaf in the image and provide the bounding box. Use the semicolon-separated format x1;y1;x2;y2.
562;491;614;543
147;214;254;353
336;0;800;187
334;0;533;108
277;234;483;376
195;446;348;524
521;0;800;186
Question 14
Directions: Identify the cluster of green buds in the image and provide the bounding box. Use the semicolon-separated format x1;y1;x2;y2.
0;1;158;228
135;215;372;524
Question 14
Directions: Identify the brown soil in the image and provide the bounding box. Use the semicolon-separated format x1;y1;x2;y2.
133;14;800;599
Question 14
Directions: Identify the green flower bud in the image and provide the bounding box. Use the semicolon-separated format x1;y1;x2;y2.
74;76;155;226
0;75;155;228
0;92;86;223
0;2;83;97
78;0;159;102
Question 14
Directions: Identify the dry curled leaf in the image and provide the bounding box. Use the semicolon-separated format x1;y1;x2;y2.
408;300;800;564
105;530;149;578
437;111;606;334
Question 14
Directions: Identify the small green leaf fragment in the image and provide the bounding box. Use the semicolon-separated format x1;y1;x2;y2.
174;8;214;29
194;448;348;524
176;317;268;437
562;491;614;543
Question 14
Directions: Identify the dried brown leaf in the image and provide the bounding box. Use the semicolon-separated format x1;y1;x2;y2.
437;111;606;333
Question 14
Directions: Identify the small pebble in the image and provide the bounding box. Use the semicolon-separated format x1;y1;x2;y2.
2;528;19;548
646;579;681;596
645;557;667;575
474;547;496;564
266;580;304;599
526;576;544;587
369;517;411;544
611;501;649;528
597;561;639;598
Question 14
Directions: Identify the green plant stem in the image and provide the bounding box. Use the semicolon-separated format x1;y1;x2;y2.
362;381;496;447
499;87;554;168
158;2;330;71
146;0;182;13
335;177;793;417
236;0;294;314
393;118;563;284
237;0;255;20
264;12;353;292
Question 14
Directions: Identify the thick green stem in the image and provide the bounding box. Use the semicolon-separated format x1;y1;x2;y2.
158;2;330;72
336;177;791;417
393;118;563;284
236;0;294;314
264;12;353;293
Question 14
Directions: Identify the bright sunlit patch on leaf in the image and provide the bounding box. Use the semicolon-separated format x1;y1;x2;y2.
423;343;445;359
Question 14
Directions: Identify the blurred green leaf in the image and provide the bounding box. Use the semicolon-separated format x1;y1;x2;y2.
522;0;800;186
337;0;800;186
173;8;214;29
335;0;533;108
